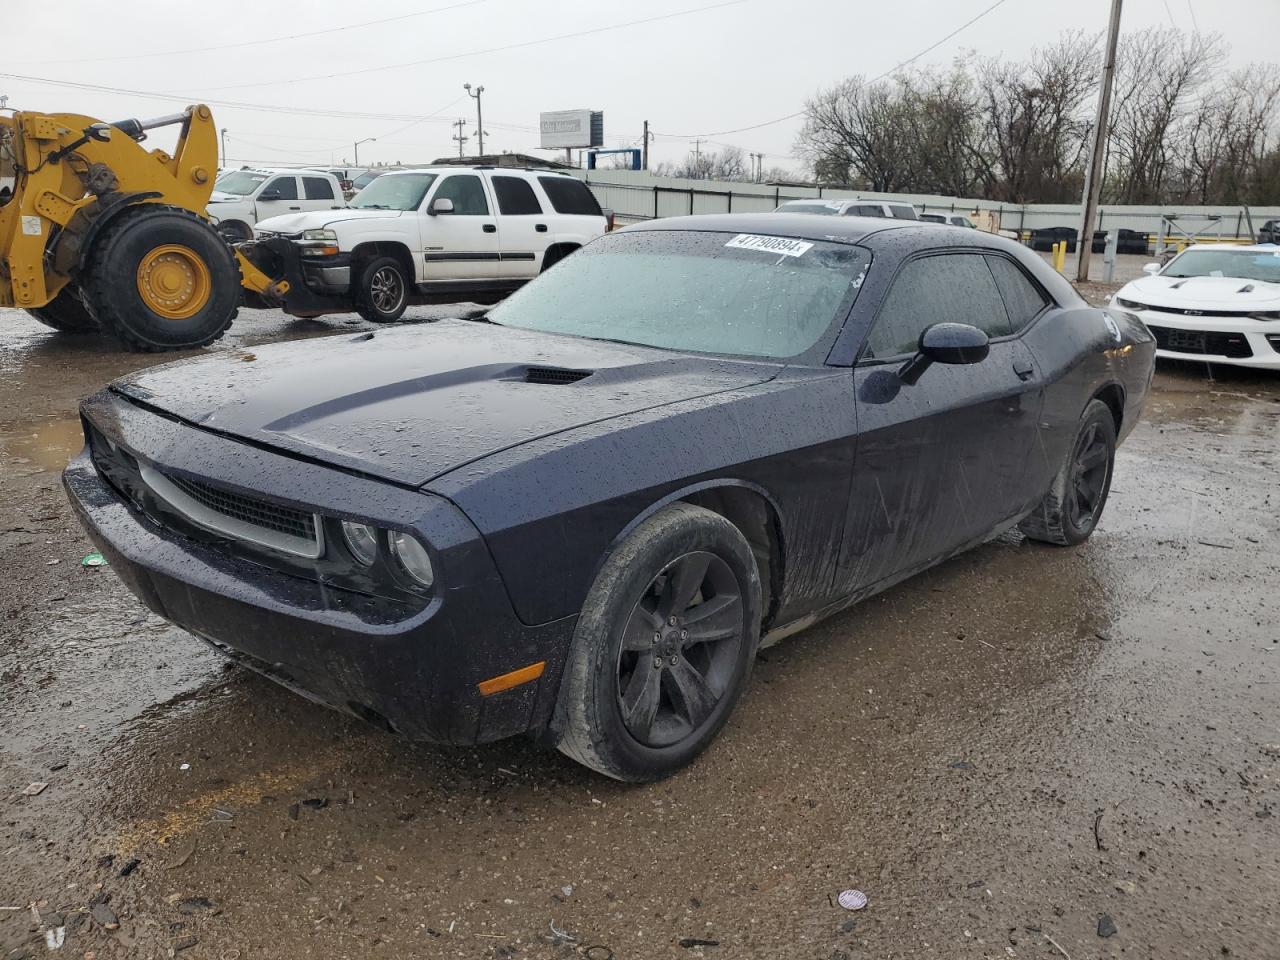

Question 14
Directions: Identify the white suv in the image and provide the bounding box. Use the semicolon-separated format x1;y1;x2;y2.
248;166;608;323
208;168;345;242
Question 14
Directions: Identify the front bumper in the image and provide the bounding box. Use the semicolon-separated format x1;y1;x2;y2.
1129;307;1280;369
63;390;574;745
239;236;354;316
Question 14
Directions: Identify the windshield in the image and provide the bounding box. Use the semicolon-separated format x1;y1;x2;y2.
487;230;869;360
776;202;841;216
214;171;268;196
1164;248;1280;284
350;172;437;210
352;171;381;189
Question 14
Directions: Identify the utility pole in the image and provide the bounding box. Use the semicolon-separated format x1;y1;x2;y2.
220;127;228;161
464;83;485;157
1076;0;1123;282
642;120;650;171
354;137;376;166
451;119;469;159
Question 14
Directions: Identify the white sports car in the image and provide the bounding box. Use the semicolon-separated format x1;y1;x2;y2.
1111;244;1280;370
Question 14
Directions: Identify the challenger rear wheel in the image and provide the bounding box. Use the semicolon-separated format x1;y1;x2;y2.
26;286;99;334
1019;399;1116;546
554;503;761;782
85;205;240;352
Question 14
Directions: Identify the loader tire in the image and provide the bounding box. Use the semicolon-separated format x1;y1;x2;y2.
26;287;99;334
85;205;240;352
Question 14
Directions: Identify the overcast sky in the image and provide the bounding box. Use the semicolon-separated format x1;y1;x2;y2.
3;0;1277;173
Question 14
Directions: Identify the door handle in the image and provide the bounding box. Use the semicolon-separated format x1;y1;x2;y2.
482;223;497;233
289;206;300;210
535;223;548;233
1013;360;1035;381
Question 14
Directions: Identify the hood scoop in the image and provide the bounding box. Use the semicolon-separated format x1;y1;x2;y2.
524;366;593;385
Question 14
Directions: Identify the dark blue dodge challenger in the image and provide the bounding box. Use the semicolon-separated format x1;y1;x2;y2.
64;214;1155;781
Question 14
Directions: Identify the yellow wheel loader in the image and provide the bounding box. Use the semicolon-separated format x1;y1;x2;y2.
0;104;287;351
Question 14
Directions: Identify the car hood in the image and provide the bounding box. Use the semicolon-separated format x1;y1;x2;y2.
110;321;779;487
255;209;399;234
1119;274;1280;308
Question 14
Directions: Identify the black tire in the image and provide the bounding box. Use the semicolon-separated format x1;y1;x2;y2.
85;205;240;352
215;220;253;243
26;287;99;334
1019;399;1116;546
353;256;409;323
554;503;762;782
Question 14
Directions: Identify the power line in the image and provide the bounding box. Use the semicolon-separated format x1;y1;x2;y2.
0;71;526;128
1186;0;1200;33
7;0;486;66
189;0;750;93
655;0;1010;139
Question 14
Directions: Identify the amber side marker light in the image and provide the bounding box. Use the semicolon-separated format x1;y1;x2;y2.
477;661;546;697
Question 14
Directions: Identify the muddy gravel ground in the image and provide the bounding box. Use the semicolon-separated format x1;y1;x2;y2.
1;300;1278;960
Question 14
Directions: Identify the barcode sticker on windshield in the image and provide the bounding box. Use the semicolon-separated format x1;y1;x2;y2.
725;234;813;257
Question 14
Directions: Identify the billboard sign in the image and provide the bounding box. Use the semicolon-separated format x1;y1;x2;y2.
540;109;603;149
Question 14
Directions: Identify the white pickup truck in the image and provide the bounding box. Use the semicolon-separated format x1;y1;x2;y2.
208;167;346;242
246;166;608;322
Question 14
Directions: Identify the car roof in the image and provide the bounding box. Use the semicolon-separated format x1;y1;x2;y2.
1179;243;1280;253
378;166;572;177
625;212;925;245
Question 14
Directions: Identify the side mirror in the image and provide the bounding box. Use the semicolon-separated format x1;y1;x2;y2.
258;191;281;201
428;197;454;216
1142;262;1161;275
898;322;990;385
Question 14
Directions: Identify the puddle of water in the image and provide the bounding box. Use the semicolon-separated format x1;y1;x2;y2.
2;416;85;472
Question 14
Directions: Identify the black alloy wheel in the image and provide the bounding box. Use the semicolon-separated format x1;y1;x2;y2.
554;503;762;782
615;551;745;748
1066;420;1111;534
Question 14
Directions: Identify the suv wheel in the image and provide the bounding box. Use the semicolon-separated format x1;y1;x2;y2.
354;256;409;323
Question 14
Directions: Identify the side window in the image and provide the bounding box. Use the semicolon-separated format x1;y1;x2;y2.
492;176;543;215
864;254;1011;359
433;175;489;215
537;176;603;216
263;177;298;200
303;176;335;200
986;256;1050;333
855;204;886;218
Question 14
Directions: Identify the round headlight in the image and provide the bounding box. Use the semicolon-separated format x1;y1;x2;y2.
341;521;379;566
390;532;434;588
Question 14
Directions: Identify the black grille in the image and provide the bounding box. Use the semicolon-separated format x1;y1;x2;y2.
1122;299;1261;318
1147;324;1253;359
1267;334;1280;355
165;473;316;541
524;366;592;385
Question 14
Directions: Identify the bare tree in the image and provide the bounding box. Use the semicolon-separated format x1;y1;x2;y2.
1106;27;1224;203
795;76;922;192
972;32;1098;202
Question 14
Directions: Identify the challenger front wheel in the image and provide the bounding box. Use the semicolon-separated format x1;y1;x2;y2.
554;503;761;782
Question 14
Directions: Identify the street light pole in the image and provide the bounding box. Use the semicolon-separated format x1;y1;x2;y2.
220;127;228;161
464;83;485;157
1076;0;1123;282
354;137;376;166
